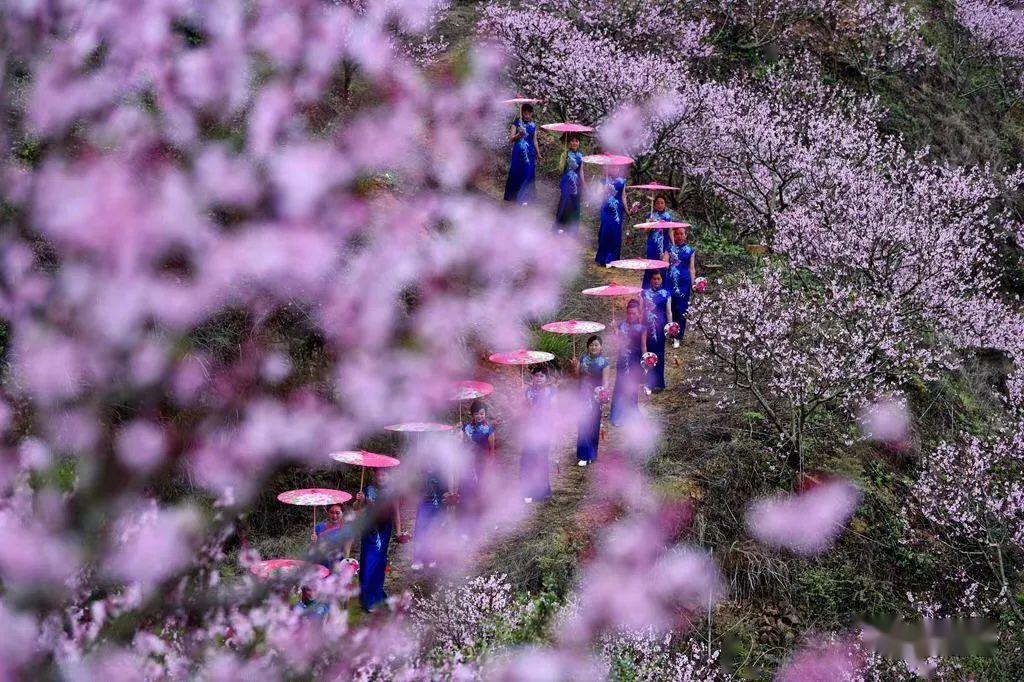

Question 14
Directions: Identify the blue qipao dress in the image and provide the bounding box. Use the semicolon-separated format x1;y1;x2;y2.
642;287;671;391
295;599;329;620
554;150;584;233
311;521;354;569
642;209;676;289
503;118;537;205
667;242;696;340
412;471;446;566
595;177;627;266
459;420;494;508
576;353;609;463
520;385;554;500
358;485;394;613
610;321;646;426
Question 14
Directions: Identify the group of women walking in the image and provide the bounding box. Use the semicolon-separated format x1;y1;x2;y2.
300;104;701;616
501;98;698;435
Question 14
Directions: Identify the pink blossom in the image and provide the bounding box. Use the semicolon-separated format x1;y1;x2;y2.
858;396;911;445
104;503;201;589
746;479;861;555
115;420;169;474
776;638;865;681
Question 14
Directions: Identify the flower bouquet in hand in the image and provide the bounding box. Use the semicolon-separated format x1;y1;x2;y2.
641;352;658;372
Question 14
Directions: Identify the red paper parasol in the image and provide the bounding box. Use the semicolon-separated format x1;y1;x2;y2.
541;122;594;134
502;97;542;105
384;422;455;433
541;320;606;335
250;559;330;580
608;258;670;270
541;320;606;357
488;350;555;365
582;153;635;167
449;380;494;401
278;488;353;506
629;183;681;192
634;221;691;231
581;283;644;297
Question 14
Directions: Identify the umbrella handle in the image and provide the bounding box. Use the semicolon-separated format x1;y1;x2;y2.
313;505;317;533
359;467;365;493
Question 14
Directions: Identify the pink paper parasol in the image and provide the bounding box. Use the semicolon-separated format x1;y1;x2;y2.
330;450;400;468
384;421;455;433
629;183;681;192
541;320;606;335
489;350;555;390
581;283;644;297
582;153;635;167
278;488;353;530
634;221;692;231
582;282;644;323
449;380;494;401
329;450;400;493
541;122;594;134
250;559;330;580
449;380;494;424
608;258;670;270
488;350;555;365
278;489;353;506
502;97;542;105
541;320;606;357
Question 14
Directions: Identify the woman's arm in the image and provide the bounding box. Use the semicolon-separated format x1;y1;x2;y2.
534;130;542;161
666;295;673;325
690;251;697;284
487;432;495;456
509;123;523;143
640;331;647;355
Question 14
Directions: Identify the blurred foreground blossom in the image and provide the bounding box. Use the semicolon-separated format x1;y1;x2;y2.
776;637;864;681
858;396;911;447
746;479;861;555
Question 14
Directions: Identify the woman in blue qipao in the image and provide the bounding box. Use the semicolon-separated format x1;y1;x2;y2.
520;365;555;502
458;399;495;511
309;503;354;570
503;103;540;205
610;300;648;426
411;467;447;571
641;195;677;289
356;475;405;613
575;335;609;467
642;271;673;393
595;170;633;266
554;135;585;233
667;225;697;346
